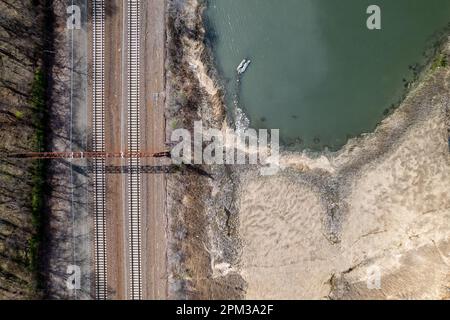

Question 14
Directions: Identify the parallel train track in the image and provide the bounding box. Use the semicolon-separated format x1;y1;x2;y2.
127;0;142;300
91;0;143;300
92;0;108;300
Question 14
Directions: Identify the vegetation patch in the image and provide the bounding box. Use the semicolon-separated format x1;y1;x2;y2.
0;0;53;298
432;53;448;71
28;68;48;290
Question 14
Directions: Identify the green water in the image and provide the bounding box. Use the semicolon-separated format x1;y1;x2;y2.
206;0;450;150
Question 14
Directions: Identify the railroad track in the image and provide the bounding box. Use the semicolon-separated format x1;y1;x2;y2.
92;0;108;300
127;0;142;300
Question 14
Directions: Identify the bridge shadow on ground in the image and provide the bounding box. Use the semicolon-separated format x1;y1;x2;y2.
78;164;213;179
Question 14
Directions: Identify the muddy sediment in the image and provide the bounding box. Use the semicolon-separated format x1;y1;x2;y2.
166;0;450;299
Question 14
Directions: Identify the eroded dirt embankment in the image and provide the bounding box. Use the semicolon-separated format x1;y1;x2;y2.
166;0;450;300
165;0;245;299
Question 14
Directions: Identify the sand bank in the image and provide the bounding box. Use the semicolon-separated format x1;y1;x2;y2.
238;44;450;299
166;0;450;299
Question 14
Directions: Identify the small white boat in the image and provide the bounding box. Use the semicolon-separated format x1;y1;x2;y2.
237;59;246;71
237;59;251;74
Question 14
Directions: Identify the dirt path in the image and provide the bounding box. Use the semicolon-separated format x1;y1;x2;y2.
140;0;168;300
103;0;127;300
46;0;91;299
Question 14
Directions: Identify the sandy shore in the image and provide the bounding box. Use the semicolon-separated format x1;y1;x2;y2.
166;0;450;300
238;43;450;299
